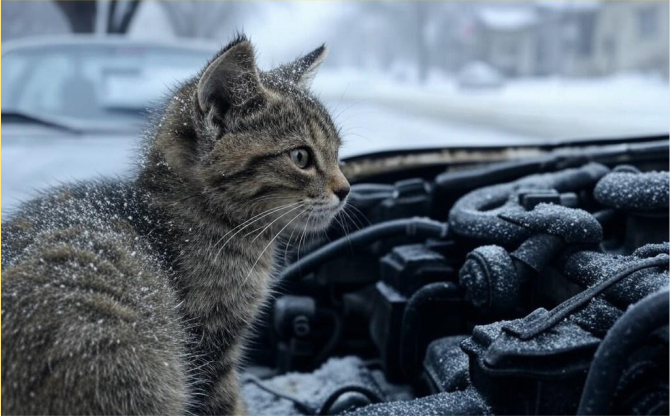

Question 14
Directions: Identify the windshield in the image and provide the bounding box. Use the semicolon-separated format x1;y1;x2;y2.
1;44;211;129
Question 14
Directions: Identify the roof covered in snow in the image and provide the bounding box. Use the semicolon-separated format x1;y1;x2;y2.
478;8;538;31
536;0;601;12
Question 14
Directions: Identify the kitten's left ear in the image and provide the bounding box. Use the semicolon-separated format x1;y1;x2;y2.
270;44;328;89
197;37;262;117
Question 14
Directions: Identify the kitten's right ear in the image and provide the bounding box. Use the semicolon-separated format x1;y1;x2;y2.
197;37;262;118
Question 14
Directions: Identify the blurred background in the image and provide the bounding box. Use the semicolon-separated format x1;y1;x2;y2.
2;0;669;215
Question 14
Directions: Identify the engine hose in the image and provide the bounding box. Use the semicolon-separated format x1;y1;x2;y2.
313;309;344;365
447;162;609;246
507;255;669;340
317;385;385;415
278;217;448;282
244;375;384;416
577;289;669;415
399;281;460;380
244;374;316;414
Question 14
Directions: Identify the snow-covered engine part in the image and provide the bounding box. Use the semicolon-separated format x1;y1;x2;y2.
242;142;669;416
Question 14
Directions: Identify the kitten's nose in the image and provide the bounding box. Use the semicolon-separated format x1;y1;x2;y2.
333;186;350;202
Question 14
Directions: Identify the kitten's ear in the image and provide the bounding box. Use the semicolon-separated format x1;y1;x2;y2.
197;37;262;117
271;44;328;89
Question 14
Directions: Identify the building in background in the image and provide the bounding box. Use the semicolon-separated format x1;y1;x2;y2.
473;7;538;77
466;0;669;78
3;0;668;80
590;0;669;76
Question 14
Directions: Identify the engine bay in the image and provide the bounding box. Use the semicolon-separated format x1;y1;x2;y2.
242;136;669;415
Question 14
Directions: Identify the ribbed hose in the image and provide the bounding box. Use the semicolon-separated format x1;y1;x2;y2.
278;217;448;282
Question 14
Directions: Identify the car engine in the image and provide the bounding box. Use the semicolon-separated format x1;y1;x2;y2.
241;136;669;415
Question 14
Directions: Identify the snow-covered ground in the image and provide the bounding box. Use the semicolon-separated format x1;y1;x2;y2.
243;356;413;415
1;131;138;218
314;69;670;146
2;72;668;218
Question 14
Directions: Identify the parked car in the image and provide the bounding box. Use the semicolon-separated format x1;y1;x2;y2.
1;35;217;216
457;60;505;89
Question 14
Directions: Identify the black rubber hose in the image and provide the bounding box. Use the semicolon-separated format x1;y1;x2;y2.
434;155;558;192
278;217;448;282
577;289;669;415
592;209;617;227
447;162;609;246
244;374;317;414
317;385;385;415
244;376;384;416
313;309;344;366
399;281;460;380
509;255;669;340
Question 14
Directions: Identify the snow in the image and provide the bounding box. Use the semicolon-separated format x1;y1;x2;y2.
242;1;353;69
478;8;537;30
499;203;603;244
3;68;668;218
313;69;670;150
242;356;411;415
447;163;608;246
126;1;176;40
1;133;137;218
536;0;601;11
561;249;670;307
346;388;491;416
594;171;670;213
460;245;518;313
569;297;622;337
423;336;470;393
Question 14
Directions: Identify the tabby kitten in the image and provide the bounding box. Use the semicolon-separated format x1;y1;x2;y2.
1;35;350;415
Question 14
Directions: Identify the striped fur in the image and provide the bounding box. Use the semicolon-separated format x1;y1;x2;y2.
1;36;348;415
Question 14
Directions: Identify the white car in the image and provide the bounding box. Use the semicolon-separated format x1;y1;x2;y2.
1;35;218;216
457;61;505;89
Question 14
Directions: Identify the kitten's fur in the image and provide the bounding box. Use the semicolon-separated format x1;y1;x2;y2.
1;35;349;415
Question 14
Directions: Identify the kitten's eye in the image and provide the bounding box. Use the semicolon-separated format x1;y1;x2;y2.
290;148;311;169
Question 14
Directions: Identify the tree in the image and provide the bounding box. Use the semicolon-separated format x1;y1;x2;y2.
54;0;141;34
107;0;141;34
159;1;248;39
54;0;97;33
347;1;446;82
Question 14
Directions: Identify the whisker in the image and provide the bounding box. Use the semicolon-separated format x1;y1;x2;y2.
243;209;308;286
247;195;295;212
345;204;371;227
283;217;301;265
303;211;320;247
296;211;313;263
336;209;355;255
341;205;364;232
212;202;301;262
246;203;305;244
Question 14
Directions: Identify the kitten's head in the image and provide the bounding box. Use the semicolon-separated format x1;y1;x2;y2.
160;35;349;233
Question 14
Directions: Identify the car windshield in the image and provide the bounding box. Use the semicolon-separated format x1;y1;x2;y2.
1;44;211;130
